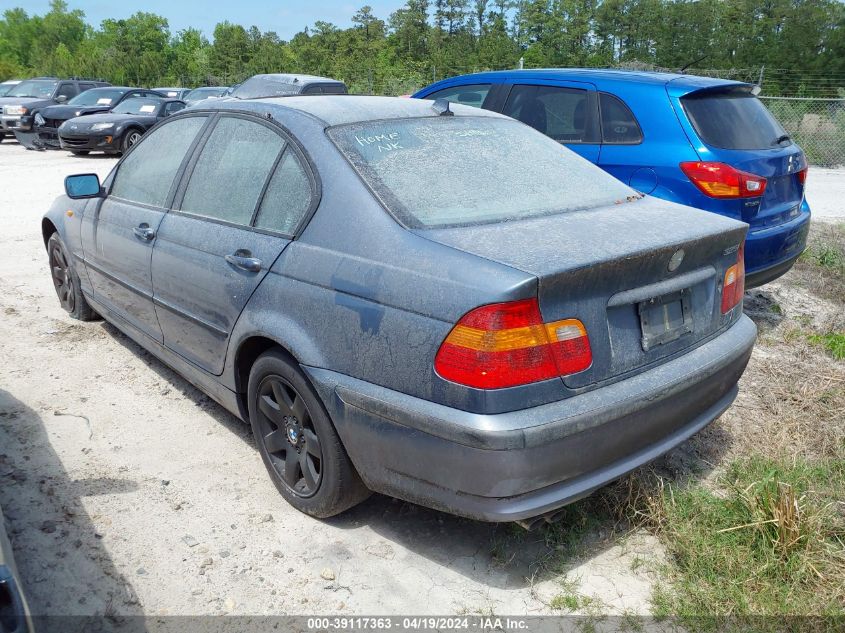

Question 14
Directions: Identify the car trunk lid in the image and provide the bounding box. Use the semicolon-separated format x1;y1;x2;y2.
420;196;747;389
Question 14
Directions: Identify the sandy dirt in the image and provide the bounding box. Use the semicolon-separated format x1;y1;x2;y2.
0;139;841;618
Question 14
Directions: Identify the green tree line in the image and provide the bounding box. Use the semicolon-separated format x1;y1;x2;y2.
1;0;844;96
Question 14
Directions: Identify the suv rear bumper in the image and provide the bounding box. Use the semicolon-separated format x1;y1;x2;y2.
305;315;756;522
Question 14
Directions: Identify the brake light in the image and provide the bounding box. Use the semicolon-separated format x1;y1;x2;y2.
797;166;808;186
721;243;746;314
680;162;767;199
434;298;592;389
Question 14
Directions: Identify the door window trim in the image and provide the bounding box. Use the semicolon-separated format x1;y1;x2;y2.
168;111;321;240
500;82;601;145
105;112;214;212
597;92;644;146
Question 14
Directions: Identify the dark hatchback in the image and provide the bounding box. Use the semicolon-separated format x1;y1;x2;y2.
44;96;756;524
58;97;185;154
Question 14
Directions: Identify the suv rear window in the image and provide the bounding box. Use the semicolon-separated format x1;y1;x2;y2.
329;116;634;228
682;91;789;150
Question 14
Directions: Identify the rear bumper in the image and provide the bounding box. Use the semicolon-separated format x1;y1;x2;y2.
744;202;811;287
305;315;757;522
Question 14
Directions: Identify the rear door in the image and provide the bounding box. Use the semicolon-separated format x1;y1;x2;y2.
673;86;806;228
500;81;601;161
151;113;317;375
80;114;210;341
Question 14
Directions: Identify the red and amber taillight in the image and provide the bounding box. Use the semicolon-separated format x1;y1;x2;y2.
721;243;746;314
434;298;592;389
680;161;767;199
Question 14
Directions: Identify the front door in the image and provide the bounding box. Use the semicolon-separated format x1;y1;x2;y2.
500;81;601;162
80;114;209;341
151;113;317;375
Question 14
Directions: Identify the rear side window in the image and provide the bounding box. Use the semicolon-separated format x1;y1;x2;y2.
682;92;789;150
502;85;598;143
329;116;634;229
599;93;643;144
424;84;491;109
111;115;207;207
253;149;313;234
180;116;285;225
56;83;77;100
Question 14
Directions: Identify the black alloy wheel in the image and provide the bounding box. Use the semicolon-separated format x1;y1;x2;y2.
255;375;323;497
49;237;75;313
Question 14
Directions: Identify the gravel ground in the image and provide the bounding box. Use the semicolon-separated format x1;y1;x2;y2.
0;140;841;618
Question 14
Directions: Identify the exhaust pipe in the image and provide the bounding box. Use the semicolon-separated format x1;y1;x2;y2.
514;508;569;531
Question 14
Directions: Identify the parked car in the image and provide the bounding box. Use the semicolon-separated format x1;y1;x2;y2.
58;97;185;155
0;80;22;142
414;70;811;288
228;74;347;99
184;86;229;105
15;86;166;150
43;96;756;524
152;87;191;100
0;77;110;136
0;504;33;633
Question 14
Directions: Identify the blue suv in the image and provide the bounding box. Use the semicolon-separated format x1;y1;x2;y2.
414;69;811;287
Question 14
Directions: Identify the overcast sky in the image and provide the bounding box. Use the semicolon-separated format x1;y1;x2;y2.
0;0;409;39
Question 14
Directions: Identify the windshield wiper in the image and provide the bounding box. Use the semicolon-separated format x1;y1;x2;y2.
774;134;791;145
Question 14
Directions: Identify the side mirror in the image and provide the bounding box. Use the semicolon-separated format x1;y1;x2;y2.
56;95;68;103
65;174;102;199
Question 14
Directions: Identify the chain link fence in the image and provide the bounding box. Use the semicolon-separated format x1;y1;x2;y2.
760;97;845;168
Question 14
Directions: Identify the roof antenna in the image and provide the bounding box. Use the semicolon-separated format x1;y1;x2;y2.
432;98;454;116
679;55;707;74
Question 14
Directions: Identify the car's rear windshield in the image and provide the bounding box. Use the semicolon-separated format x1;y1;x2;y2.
682;91;789;150
113;98;161;115
329;116;635;228
69;88;125;106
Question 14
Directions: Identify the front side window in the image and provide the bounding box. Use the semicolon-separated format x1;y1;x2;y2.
425;84;491;109
180;116;285;225
253;149;313;234
502;85;597;144
330;116;634;228
110;115;207;207
56;83;77;100
599;93;643;144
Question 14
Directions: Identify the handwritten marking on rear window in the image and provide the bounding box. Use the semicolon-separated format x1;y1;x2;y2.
356;132;403;153
454;129;492;138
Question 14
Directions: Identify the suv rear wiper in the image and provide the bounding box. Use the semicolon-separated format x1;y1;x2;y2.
774;134;791;145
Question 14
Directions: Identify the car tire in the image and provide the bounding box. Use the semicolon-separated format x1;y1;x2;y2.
70;150;89;156
121;129;142;153
47;233;98;321
247;350;370;518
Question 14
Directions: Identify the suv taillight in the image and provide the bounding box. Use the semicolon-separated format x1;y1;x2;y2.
797;166;808;186
721;243;746;314
680;161;767;199
434;298;592;389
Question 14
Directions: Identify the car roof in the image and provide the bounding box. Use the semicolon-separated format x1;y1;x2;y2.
249;73;344;86
203;95;506;126
425;68;747;95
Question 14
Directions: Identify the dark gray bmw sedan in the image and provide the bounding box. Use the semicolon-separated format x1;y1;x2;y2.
43;96;756;524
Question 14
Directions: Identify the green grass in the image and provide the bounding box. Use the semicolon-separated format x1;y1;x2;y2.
648;456;845;629
808;332;845;360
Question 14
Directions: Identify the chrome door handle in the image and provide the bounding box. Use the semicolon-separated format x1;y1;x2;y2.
133;224;156;241
225;250;262;273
